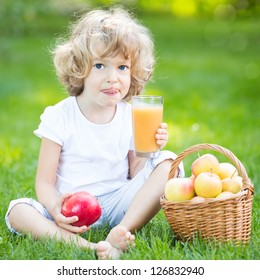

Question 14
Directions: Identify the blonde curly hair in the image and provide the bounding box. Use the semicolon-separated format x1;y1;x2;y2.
52;7;155;100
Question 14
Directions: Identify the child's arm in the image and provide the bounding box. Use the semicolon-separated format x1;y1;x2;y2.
128;122;169;178
128;151;147;179
35;137;89;234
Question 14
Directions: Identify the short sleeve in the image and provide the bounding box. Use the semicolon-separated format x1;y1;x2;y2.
130;136;134;150
34;106;65;146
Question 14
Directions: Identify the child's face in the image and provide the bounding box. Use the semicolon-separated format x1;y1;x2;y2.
83;52;131;108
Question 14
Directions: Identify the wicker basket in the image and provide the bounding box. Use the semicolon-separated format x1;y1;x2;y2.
160;143;254;244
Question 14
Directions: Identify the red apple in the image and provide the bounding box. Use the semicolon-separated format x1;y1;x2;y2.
164;177;195;202
61;191;102;227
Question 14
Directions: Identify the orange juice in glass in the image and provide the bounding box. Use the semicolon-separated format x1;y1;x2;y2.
132;95;163;157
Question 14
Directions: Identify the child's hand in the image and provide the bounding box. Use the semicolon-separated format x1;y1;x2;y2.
155;122;169;149
53;193;90;234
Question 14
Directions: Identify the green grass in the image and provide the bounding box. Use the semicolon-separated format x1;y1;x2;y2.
0;12;259;260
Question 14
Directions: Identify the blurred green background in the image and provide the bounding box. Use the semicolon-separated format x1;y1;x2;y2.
0;0;260;259
1;0;259;174
1;0;260;36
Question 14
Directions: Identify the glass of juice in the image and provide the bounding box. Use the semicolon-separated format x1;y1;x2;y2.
131;95;164;158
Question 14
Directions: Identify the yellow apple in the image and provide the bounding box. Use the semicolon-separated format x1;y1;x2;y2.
191;153;220;177
216;191;235;199
222;177;242;194
190;196;206;203
218;162;238;179
164;177;195;202
194;172;222;198
234;176;243;185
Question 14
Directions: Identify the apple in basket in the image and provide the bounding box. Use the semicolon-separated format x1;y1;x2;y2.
194;172;222;198
190;196;206;203
218;162;238;179
61;191;102;227
216;191;235;199
192;153;220;177
164;177;195;202
222;177;242;194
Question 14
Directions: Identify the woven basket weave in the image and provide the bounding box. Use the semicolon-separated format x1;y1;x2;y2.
160;143;254;244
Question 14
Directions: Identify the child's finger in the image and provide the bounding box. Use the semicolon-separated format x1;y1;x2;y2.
160;123;167;129
156;131;168;140
78;225;91;233
157;128;167;135
157;140;165;146
66;224;90;234
63;215;79;224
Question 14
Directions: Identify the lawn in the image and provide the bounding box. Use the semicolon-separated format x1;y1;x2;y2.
0;11;259;260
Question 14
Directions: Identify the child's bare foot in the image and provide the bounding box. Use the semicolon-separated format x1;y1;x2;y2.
96;225;135;259
96;241;121;260
106;225;135;251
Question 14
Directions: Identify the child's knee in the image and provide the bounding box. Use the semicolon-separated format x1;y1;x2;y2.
8;202;36;225
155;158;184;179
8;203;27;220
155;159;173;175
6;203;29;234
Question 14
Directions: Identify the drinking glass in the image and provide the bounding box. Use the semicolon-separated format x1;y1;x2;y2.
132;95;164;158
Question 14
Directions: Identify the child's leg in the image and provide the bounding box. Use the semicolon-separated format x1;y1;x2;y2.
96;159;174;259
8;203;97;250
118;159;173;231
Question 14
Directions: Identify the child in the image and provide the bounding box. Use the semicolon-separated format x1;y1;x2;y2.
5;7;183;259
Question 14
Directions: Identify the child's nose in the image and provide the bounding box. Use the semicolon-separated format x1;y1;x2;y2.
106;68;118;83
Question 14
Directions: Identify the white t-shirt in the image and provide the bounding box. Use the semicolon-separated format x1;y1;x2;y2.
34;96;134;196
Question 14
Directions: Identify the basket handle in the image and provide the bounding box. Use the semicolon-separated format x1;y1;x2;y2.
169;143;254;197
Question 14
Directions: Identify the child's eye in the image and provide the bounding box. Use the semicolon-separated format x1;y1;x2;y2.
94;63;104;70
119;65;129;71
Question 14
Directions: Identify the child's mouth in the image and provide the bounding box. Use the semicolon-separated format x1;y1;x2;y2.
102;88;119;95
